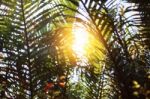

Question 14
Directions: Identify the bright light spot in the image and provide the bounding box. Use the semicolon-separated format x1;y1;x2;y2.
70;67;79;83
71;23;89;83
71;22;105;83
72;24;89;57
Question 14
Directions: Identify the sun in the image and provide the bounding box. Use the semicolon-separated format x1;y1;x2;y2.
72;24;89;57
71;23;105;64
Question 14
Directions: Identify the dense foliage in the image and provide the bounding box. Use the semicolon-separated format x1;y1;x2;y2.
0;0;150;99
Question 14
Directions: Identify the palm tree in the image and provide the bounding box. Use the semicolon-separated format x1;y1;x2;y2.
0;0;75;98
60;0;150;98
0;0;150;99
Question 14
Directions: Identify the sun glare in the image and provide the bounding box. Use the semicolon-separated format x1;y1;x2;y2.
72;25;89;57
71;23;105;65
70;23;105;83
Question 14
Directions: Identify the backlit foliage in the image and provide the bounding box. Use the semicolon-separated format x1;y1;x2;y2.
0;0;150;99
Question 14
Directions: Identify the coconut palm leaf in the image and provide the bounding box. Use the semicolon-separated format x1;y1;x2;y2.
59;0;150;98
0;0;73;98
1;0;150;99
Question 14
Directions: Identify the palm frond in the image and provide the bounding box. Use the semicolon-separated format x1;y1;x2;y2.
0;0;69;98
